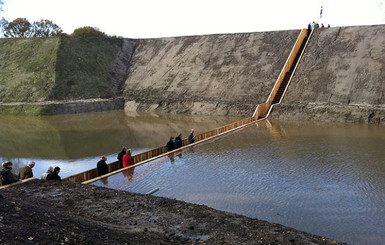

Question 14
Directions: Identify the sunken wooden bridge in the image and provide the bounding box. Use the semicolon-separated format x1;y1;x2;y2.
1;29;311;188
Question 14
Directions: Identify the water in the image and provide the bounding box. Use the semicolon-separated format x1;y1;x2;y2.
92;120;385;245
0;110;241;177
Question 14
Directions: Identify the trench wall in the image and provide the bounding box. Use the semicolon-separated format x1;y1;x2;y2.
270;25;385;124
123;31;300;117
2;26;385;123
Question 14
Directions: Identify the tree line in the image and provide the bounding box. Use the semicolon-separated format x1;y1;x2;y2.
0;17;111;38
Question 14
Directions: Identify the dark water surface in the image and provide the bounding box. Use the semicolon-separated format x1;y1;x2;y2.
0;111;241;177
92;120;385;245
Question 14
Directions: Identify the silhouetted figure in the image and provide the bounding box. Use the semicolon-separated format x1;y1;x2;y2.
97;156;109;177
307;23;311;34
19;161;35;180
175;134;183;149
188;129;195;144
123;149;134;168
46;167;61;181
167;137;175;152
41;166;53;180
0;161;20;186
117;146;127;168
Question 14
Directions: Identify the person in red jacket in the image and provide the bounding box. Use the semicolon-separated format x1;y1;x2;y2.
123;149;134;168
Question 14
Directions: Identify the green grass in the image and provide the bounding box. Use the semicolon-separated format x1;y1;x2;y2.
0;37;124;106
0;104;52;116
0;37;60;102
52;37;123;100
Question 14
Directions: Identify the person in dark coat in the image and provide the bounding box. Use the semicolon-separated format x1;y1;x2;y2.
19;161;35;180
97;156;109;177
46;167;61;181
117;147;127;168
175;134;183;149
123;149;134;168
188;129;195;144
0;161;20;186
167;137;175;152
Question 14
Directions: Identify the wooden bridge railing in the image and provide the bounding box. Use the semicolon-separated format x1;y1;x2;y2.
63;117;257;184
0;177;38;189
253;29;308;120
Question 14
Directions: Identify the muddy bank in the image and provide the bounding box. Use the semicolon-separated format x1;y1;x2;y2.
0;180;346;244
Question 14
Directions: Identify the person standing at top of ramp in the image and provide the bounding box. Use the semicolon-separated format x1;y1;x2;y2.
123;149;134;168
19;161;35;180
97;156;109;177
117;146;127;168
188;129;195;144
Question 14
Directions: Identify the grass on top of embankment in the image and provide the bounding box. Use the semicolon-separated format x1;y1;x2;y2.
51;37;124;100
0;37;60;102
0;37;125;104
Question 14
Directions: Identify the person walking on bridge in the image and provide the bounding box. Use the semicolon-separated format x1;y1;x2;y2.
0;161;20;186
167;137;175;152
97;156;109;177
19;161;35;180
46;167;61;181
175;134;183;149
41;166;53;180
188;129;195;144
117;146;127;169
123;149;134;168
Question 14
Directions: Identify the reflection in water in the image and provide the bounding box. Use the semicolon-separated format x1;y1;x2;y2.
122;167;135;182
0;111;241;178
93;120;385;245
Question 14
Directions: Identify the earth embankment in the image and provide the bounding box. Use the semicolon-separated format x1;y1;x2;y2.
124;30;300;117
0;37;137;115
2;26;385;123
270;25;385;124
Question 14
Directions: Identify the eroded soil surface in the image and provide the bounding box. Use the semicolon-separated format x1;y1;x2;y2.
0;181;346;244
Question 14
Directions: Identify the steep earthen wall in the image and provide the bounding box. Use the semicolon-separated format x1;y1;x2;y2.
270;25;385;124
124;31;300;117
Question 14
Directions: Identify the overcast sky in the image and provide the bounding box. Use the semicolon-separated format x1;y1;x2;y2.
2;0;385;38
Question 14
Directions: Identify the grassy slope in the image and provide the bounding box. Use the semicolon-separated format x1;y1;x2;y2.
51;37;123;100
0;37;124;103
0;37;60;102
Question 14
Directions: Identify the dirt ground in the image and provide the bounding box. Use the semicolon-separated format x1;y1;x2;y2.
0;180;346;245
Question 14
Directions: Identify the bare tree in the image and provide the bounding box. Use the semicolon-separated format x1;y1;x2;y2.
2;17;32;38
31;19;62;37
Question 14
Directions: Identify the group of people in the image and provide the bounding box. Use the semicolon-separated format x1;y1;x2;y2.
167;129;195;152
308;21;330;32
0;160;61;186
96;129;197;177
96;147;135;177
2;128;199;184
